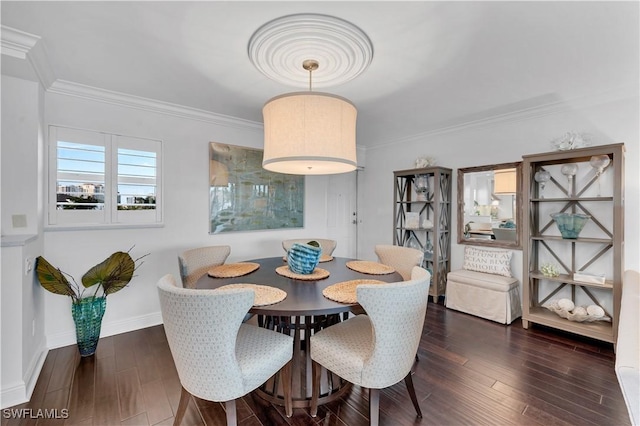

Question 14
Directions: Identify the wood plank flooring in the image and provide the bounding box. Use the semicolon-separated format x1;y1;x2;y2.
2;302;630;426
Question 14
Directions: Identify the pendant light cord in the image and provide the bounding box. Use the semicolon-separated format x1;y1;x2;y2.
302;59;319;92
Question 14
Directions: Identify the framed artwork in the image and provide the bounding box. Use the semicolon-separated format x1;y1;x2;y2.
209;142;304;234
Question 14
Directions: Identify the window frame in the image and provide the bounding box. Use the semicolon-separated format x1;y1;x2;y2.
47;125;163;229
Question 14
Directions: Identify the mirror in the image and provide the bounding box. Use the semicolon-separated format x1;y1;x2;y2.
457;162;522;249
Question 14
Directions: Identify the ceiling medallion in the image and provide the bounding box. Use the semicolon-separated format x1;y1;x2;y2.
248;14;373;88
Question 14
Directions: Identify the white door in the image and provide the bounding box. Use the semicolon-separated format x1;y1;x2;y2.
326;171;358;258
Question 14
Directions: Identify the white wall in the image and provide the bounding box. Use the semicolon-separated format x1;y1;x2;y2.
1;75;47;408
1;76;40;235
42;92;337;347
360;95;640;289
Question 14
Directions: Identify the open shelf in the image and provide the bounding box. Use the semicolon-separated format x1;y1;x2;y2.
530;235;613;244
525;307;614;343
522;143;624;344
530;196;614;202
393;167;452;300
529;272;614;289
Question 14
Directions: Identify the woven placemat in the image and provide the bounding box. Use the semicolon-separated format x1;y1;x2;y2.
207;262;260;278
217;283;286;306
345;261;395;275
282;254;334;263
323;279;386;304
275;266;330;281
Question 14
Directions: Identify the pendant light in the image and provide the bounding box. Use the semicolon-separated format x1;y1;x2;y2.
493;168;517;194
262;60;357;175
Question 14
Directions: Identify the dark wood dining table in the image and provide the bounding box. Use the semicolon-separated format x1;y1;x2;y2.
196;256;403;408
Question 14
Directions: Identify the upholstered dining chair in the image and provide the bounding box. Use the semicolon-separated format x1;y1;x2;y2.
374;244;424;280
282;238;337;256
310;266;431;425
157;274;294;426
178;245;231;288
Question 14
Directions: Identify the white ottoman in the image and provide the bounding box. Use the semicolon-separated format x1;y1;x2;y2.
446;269;521;324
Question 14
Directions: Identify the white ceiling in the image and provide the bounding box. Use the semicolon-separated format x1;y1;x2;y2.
2;1;638;147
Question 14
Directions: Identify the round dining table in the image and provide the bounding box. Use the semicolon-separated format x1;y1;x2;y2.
196;256;403;408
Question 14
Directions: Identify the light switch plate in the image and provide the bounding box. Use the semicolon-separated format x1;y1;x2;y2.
12;214;27;228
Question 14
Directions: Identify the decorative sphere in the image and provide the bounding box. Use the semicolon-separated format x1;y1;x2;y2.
557;298;575;311
587;305;605;317
589;155;610;172
561;163;578;177
572;306;587;316
534;170;551;183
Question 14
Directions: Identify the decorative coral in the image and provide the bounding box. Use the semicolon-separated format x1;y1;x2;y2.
551;131;591;151
540;263;560;278
415;156;436;168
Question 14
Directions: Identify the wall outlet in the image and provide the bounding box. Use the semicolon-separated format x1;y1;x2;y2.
12;214;27;228
25;257;33;275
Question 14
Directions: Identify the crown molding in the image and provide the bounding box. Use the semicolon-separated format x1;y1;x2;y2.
1;25;56;88
28;39;56;88
2;25;261;131
1;25;38;59
377;85;638;148
48;80;264;132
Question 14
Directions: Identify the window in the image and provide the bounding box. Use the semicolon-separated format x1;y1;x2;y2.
48;126;162;228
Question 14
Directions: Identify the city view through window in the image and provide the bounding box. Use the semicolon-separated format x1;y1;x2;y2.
57;141;157;210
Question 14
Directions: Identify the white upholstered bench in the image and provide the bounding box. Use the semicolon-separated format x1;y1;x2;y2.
445;246;521;324
616;269;639;426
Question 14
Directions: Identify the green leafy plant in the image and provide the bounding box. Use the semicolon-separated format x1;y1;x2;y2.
36;249;146;303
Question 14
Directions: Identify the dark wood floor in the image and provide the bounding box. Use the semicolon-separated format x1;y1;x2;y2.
3;302;630;426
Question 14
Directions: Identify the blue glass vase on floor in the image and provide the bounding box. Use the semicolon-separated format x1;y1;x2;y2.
72;296;107;356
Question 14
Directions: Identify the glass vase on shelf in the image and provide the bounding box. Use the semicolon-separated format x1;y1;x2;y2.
534;170;551;198
561;164;578;197
590;155;610;196
414;175;429;201
404;232;423;252
424;239;433;258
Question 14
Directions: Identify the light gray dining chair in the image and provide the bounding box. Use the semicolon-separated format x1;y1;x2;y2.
282;238;337;256
310;266;431;425
374;244;424;280
178;245;231;288
157;274;294;425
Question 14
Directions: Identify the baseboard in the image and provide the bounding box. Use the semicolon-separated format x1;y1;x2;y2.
46;312;163;349
1;381;27;410
1;342;48;409
23;346;48;401
2;313;163;409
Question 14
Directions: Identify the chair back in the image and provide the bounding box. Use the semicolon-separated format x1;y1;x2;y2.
282;239;337;256
178;245;231;288
374;244;424;280
157;274;252;401
357;266;431;388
